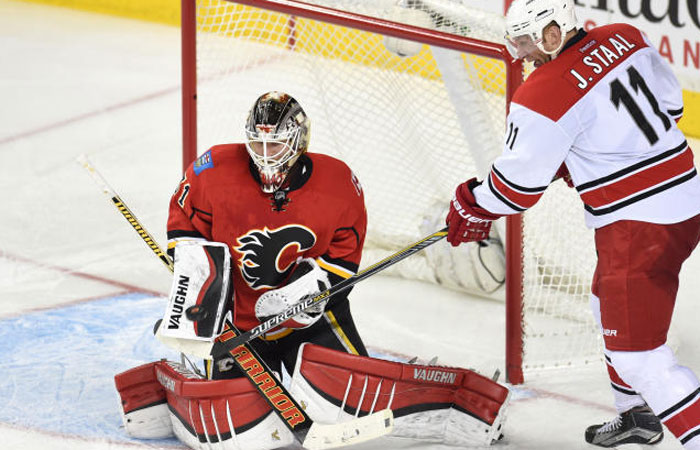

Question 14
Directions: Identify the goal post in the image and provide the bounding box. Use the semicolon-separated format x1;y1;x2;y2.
182;0;197;170
180;0;599;385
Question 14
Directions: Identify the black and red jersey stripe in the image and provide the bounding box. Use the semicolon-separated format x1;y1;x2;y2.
668;106;684;123
577;141;697;216
487;166;547;212
604;355;637;396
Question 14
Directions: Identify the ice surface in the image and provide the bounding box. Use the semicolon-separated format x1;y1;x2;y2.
1;1;698;449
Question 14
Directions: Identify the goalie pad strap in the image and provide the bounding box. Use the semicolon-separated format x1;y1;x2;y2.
289;343;510;446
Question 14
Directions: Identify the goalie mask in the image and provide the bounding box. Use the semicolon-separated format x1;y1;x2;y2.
245;91;311;193
504;0;577;59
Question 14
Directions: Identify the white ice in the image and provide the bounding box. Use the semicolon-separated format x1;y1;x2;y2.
1;1;699;449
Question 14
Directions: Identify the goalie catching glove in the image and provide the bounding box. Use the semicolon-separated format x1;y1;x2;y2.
255;257;330;329
446;178;501;247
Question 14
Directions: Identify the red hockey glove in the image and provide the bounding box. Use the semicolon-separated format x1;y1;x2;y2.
446;178;501;247
554;163;574;188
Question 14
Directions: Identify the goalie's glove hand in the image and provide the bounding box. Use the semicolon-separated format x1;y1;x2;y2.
255;257;330;329
446;178;501;247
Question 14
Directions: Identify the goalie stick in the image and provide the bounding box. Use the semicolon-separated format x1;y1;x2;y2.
211;227;448;358
77;154;394;450
77;155;174;273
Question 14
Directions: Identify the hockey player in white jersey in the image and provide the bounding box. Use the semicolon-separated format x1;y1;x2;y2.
446;0;700;448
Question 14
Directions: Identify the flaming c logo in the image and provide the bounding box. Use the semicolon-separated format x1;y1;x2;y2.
234;225;316;289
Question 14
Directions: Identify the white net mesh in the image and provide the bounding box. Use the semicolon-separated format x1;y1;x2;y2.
522;182;600;372
190;0;602;375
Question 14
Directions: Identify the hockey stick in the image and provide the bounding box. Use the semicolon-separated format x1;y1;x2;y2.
211;227;448;358
77;156;174;272
77;154;394;450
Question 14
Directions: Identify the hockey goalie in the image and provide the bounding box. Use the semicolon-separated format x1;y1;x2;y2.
114;240;510;449
114;91;509;449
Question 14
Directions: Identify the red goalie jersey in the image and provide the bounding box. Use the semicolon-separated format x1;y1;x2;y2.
167;144;367;332
474;24;700;228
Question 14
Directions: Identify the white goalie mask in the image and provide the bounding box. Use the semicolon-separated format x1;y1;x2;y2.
245;91;310;193
505;0;577;59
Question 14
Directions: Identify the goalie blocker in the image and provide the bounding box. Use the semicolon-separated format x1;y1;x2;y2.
157;241;231;358
115;344;509;449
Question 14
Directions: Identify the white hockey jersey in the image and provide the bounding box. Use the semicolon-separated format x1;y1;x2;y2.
474;24;700;229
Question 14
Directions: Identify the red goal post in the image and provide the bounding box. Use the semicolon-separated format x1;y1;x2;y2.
179;0;595;385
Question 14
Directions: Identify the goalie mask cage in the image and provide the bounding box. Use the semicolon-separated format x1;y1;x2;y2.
181;0;601;384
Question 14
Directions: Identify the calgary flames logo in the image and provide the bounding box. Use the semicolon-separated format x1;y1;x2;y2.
234;225;316;289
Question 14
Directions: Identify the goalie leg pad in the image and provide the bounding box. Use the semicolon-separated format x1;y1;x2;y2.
114;362;174;439
161;241;231;341
153;360;295;450
289;343;510;447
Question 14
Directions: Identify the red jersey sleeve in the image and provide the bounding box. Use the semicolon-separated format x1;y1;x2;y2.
316;166;367;284
166;151;215;255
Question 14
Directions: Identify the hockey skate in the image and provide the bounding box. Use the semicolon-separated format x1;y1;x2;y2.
585;405;664;447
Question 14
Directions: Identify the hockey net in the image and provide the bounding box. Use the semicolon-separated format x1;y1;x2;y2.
182;0;601;383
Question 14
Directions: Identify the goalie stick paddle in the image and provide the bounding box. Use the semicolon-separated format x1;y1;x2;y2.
211;227;449;358
78;154;394;449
